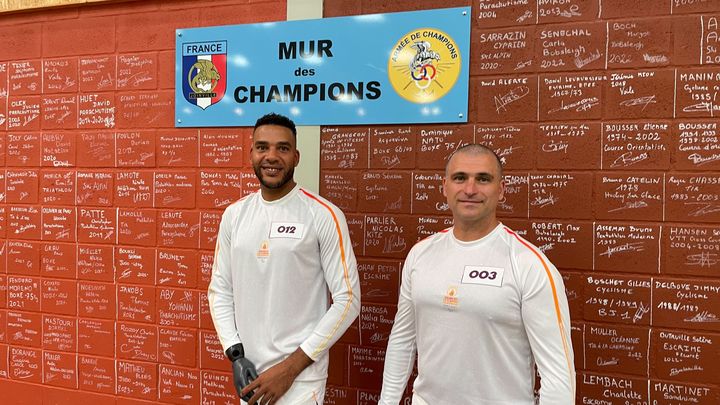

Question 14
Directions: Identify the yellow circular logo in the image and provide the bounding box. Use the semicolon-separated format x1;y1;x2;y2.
388;28;461;104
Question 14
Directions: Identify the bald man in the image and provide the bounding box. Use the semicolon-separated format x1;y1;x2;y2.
379;144;575;404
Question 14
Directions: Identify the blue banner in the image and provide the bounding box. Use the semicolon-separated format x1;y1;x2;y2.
175;7;470;126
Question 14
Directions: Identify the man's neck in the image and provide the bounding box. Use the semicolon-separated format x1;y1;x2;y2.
452;218;500;242
261;181;297;201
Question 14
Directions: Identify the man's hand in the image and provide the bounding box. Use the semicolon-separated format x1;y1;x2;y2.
226;344;259;402
242;348;313;405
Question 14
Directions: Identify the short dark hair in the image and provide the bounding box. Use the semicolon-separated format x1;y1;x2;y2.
254;112;297;137
445;144;504;177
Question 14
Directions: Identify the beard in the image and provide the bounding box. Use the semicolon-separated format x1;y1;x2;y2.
253;164;295;190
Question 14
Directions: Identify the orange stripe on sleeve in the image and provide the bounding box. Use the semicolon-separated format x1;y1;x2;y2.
504;227;575;392
300;189;355;357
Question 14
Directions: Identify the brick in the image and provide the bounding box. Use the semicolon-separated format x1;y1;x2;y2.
116;130;156;167
650;380;720;404
364;215;414;259
357;260;400;306
476;75;537;122
8;346;42;383
602;0;670;18
78;282;115;320
198;252;214;290
415;124;473;170
157;209;200;248
199;128;246;168
116;10;199;52
199;330;226;371
77;93;116;130
77;207;116;243
117;322;158;362
6;187;40;229
158;365;200;403
584;323;649;375
667;174;720;223
348;345;385;390
653;278;720;332
594;173;664;221
200;2;284;26
650;329;720;384
369;125;415;169
42;314;76;352
536;122;601;169
472;26;535;75
76;132;115;167
526;220;594;270
475;124;535;169
157;287;198;328
154;171;196;208
410;172;445;216
537;22;606;72
115;246;155;285
115;170;153;207
197;170;242;209
539;72;602;121
7;96;40;130
595;222;661;273
359;304;395;347
358;172;411;213
116;91;174;128
77;318;114;357
538;0;599;23
79;55;116;92
117;360;158;401
117;209;157;247
602;122;671;170
321;172;358;212
662;224;720;276
7;309;41;347
320;127;368;170
0;24;41;61
200;371;236;404
6;132;41;166
157;50;175;90
157;129;198;167
42;132;76;167
156;250;198;289
7;241;40;275
604;69;675;119
673;121;720;170
117;53;158;90
41;207;76;242
608;18;673;68
324;0;361;17
40;278;77;316
199;212;220;250
43;57;78;94
474;0;535;29
584;274;652;324
117;284;156;324
580;373;649;404
43;17;115;57
158;327;196;368
42;95;78;130
9;60;41;96
529;172;594;219
41;242;76;279
43;351;77;388
77;245;114;282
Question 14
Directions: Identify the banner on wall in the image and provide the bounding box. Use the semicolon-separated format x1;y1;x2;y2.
175;7;470;126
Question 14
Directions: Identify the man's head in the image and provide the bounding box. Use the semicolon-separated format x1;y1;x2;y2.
251;113;300;200
443;144;505;235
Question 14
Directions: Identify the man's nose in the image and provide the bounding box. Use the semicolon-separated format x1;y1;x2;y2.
463;179;478;195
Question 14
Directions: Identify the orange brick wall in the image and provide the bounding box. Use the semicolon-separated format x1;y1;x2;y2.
0;1;286;403
322;1;720;404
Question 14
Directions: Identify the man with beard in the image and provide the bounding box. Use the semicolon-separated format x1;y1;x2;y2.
208;113;361;405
